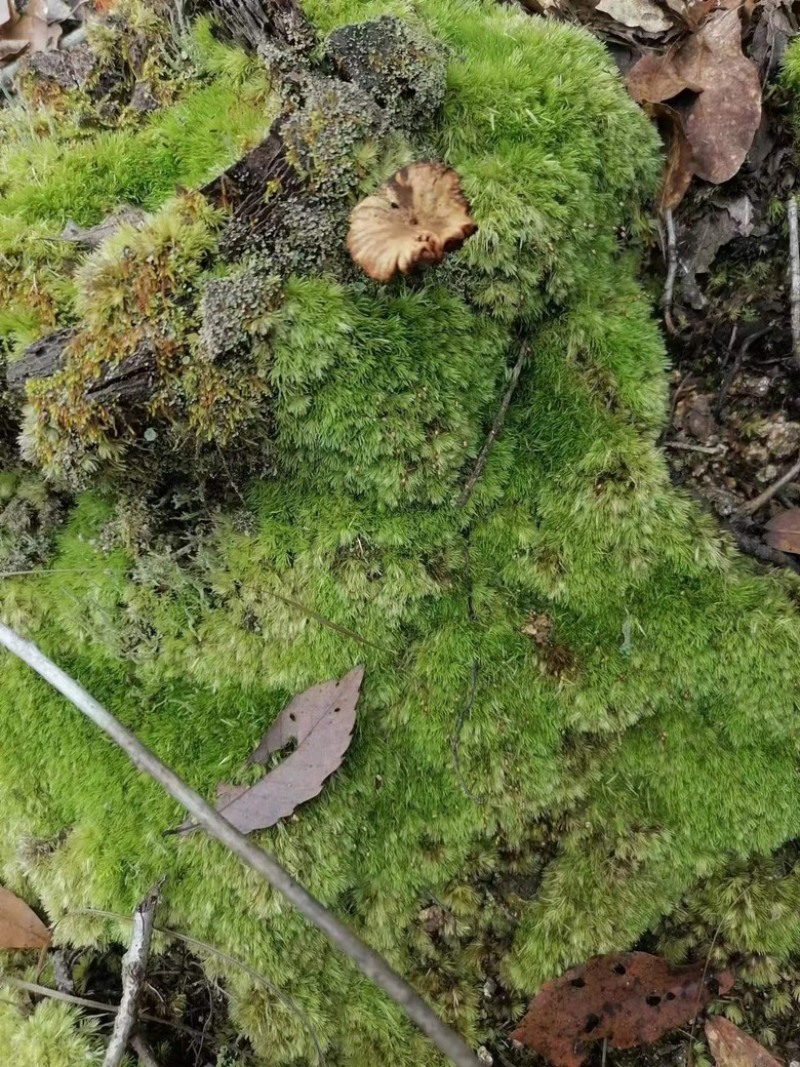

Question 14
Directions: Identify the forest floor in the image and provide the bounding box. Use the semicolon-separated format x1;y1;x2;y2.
2;2;800;1066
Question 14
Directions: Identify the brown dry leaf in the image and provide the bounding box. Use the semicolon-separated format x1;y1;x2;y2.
0;887;50;950
627;9;761;197
181;667;365;835
764;509;800;554
651;102;695;210
0;0;61;62
512;951;734;1067
347;162;478;283
705;1017;783;1067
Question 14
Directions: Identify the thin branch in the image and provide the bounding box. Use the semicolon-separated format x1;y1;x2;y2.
662;208;679;335
457;340;530;508
131;1035;161;1067
74;908;326;1067
663;441;724;456
2;977;205;1039
730;529;800;575
451;662;483;804
0;623;481;1067
789;196;800;369
735;452;800;517
104;884;162;1067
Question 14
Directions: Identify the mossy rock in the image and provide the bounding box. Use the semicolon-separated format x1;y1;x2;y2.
1;2;800;1065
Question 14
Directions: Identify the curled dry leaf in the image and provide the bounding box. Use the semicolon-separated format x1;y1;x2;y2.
0;886;50;950
764;508;800;555
511;951;734;1067
179;666;365;836
627;9;761;203
347;162;477;282
0;0;61;65
705;1017;783;1067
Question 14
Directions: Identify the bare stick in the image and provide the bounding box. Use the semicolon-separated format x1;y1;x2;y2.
789;196;800;368
662;208;678;335
104;885;161;1067
131;1035;161;1067
0;623;481;1067
457;340;530;508
735;452;800;517
664;441;724;456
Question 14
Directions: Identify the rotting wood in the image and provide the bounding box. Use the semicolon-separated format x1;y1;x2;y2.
205;0;315;53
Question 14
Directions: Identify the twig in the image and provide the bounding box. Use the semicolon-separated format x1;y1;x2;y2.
0;623;482;1067
73;908;326;1066
662;208;678;335
457;340;530;508
658;370;694;445
451;662;483;804
131;1035;161;1067
730;529;800;575
664;441;724;456
735;451;800;517
715;326;770;418
2;977;205;1039
104;883;162;1067
789;196;800;369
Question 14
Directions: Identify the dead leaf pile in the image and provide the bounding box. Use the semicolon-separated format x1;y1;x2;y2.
627;7;761;208
512;951;734;1067
0;886;50;950
179;666;364;836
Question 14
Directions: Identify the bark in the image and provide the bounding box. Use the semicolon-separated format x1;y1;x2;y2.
6;331;157;408
204;0;315;53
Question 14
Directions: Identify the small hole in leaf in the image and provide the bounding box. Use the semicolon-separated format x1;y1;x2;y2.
645;995;661;1007
289;713;296;722
334;707;341;713
584;1014;601;1034
612;964;626;976
665;993;676;1001
570;978;586;989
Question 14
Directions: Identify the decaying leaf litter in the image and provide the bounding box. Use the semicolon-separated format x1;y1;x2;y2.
532;0;800;576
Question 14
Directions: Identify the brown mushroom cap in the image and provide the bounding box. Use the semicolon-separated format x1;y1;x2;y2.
346;162;478;283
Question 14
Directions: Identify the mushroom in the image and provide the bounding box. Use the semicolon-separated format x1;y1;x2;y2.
346;162;478;283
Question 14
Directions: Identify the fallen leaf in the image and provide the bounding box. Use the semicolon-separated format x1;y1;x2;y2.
0;887;50;950
512;951;734;1067
597;0;672;33
181;666;365;835
0;0;60;61
651;102;694;210
347;163;478;283
705;1017;783;1067
0;1;10;28
764;509;800;555
627;9;761;193
750;0;795;79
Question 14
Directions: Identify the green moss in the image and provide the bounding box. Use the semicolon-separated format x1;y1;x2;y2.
1;3;799;1067
0;997;104;1067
